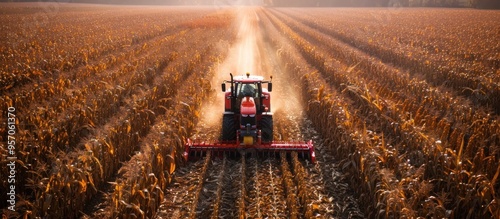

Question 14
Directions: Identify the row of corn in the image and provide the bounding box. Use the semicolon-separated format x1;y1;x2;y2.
0;9;232;218
276;8;500;114
0;6;213;93
265;9;499;218
95;12;236;219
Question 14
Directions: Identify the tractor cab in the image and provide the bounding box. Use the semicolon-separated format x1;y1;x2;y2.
221;73;272;114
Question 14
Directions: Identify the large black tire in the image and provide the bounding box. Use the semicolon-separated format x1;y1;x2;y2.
222;114;236;141
261;115;273;142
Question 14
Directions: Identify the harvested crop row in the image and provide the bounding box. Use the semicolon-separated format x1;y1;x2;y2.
154;156;210;219
273;113;325;219
190;152;213;219
279;153;300;219
248;159;288;218
302;134;361;219
193;157;225;218
235;156;246;218
209;156;226;219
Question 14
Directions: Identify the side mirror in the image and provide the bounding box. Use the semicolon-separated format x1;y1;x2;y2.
221;83;226;92
268;83;272;92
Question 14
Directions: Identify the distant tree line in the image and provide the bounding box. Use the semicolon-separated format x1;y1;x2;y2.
0;0;499;8
0;0;186;5
266;0;499;8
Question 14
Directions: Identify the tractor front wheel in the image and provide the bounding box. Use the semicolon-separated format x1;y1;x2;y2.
222;114;236;141
261;115;273;142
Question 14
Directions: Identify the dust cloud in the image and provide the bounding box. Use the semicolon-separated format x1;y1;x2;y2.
201;7;303;129
201;7;263;127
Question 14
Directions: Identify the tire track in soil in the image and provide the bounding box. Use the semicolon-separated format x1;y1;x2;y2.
244;157;261;218
195;157;226;218
155;153;211;219
194;154;247;219
298;117;365;219
193;157;245;219
218;158;244;218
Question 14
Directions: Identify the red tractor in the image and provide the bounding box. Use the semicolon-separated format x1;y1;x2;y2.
184;73;315;163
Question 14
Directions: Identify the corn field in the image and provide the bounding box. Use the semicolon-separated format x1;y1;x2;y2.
0;3;499;219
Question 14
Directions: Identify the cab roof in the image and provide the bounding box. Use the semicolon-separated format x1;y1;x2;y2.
232;74;264;83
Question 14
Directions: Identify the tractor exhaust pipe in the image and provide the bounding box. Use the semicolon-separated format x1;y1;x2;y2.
230;73;235;110
230;73;234;96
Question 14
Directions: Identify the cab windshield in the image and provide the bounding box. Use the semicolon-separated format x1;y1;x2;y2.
237;83;258;98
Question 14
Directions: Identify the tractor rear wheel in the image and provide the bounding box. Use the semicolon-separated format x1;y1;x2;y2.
222;114;236;141
261;115;273;142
